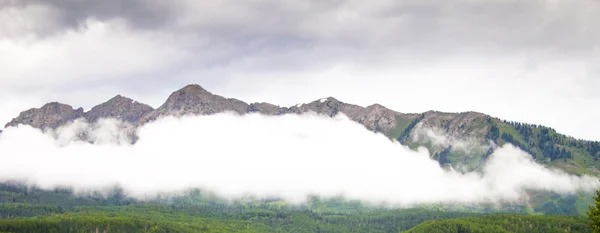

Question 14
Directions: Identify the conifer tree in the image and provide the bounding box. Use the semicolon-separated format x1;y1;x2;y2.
588;190;600;232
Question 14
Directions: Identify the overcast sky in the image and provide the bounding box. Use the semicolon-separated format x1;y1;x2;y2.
1;0;599;140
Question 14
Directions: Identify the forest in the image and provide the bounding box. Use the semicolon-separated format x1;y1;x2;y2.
491;120;600;163
404;215;590;233
0;182;598;233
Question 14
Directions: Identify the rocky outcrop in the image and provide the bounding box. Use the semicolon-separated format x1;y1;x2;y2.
284;97;420;133
2;85;422;136
417;111;490;139
3;84;488;141
4;95;152;131
140;84;249;123
86;95;154;124
247;102;285;115
1;84;487;145
4;102;85;129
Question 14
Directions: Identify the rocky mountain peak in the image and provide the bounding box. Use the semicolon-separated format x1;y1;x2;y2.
283;97;408;133
419;111;490;138
180;84;209;93
139;84;249;123
4;102;85;129
365;103;387;110
300;97;347;116
315;97;338;103
109;94;129;101
85;95;154;124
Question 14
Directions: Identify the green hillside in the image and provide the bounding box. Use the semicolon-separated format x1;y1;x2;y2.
387;113;600;176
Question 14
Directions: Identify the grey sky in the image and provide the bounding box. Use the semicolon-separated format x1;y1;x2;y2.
0;0;599;140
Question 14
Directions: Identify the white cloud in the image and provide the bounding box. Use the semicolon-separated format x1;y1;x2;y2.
0;16;190;89
49;118;135;146
409;122;491;153
1;0;599;142
0;4;60;38
0;113;597;205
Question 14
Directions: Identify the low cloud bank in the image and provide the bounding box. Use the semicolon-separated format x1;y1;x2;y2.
0;113;597;205
410;122;492;153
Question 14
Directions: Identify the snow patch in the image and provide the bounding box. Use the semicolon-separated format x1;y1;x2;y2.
319;98;327;103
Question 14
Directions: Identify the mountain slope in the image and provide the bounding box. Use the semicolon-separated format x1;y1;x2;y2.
286;97;421;133
5;102;85;129
86;95;154;124
139;84;249;123
3;84;600;175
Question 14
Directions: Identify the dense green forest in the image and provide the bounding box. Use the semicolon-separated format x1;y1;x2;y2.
493;120;600;161
488;119;600;175
0;182;478;232
0;182;597;232
404;214;590;233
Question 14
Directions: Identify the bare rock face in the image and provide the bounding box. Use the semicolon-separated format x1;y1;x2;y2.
4;102;85;129
86;95;154;124
286;97;355;117
247;102;286;115
417;111;489;139
4;85;422;137
140;84;249;123
1;84;484;147
285;97;419;133
355;104;414;132
2;84;473;142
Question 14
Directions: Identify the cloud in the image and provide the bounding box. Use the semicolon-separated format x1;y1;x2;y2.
0;113;597;206
409;122;491;152
0;18;189;88
49;118;136;146
1;0;175;35
1;0;599;142
6;0;598;50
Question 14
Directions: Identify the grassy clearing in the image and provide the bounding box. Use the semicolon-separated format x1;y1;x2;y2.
387;116;415;140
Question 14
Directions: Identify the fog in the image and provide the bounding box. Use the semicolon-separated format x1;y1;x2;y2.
0;112;597;206
409;122;493;153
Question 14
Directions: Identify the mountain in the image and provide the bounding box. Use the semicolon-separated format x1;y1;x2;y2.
5;96;154;129
139;84;248;123
4;84;600;175
286;98;421;133
5;102;85;129
86;95;154;124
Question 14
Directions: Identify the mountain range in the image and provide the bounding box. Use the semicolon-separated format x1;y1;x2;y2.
4;84;600;175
